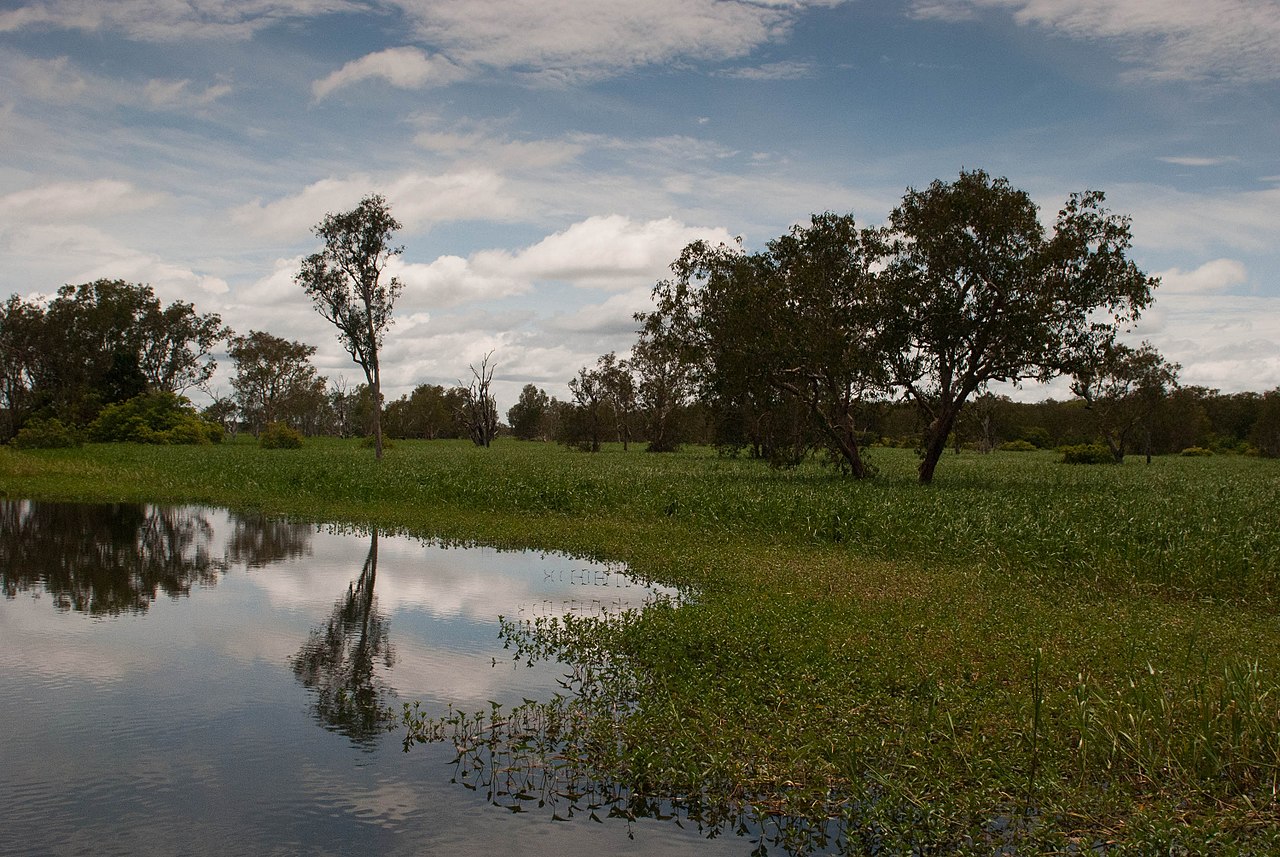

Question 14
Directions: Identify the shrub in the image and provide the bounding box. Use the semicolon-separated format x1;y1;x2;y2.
11;417;81;449
1059;443;1114;464
1180;446;1214;457
89;392;221;445
359;434;393;451
259;421;304;449
998;439;1038;452
1017;426;1052;448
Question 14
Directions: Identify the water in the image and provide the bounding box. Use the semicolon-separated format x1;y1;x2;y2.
0;500;755;857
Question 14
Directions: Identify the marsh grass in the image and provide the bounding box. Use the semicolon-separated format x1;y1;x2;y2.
4;439;1280;852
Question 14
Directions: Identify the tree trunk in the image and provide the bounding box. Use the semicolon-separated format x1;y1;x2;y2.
918;409;960;484
370;361;384;460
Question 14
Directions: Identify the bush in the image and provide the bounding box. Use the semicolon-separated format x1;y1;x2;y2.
11;417;81;449
998;439;1038;452
259;421;304;449
1180;446;1214;457
1017;426;1053;448
89;392;222;445
359;434;393;451
1059;443;1115;464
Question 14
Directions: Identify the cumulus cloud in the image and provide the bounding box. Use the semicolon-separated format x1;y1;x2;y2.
1154;259;1248;295
1130;294;1280;392
311;47;464;100
230;170;524;240
473;214;736;291
910;0;1280;83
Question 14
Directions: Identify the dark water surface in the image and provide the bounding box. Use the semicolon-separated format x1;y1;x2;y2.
0;500;751;857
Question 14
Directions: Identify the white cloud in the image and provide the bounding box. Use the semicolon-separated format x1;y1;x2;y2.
912;0;1280;83
0;0;359;40
475;214;736;292
143;77;233;108
1130;294;1280;392
717;60;816;80
311;47;464;100
1115;183;1280;255
1154;259;1248;295
389;0;846;82
1157;156;1236;167
542;286;653;334
230;170;524;240
7;53;232;112
0;179;161;221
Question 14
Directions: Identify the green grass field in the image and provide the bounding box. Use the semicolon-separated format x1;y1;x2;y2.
4;438;1279;853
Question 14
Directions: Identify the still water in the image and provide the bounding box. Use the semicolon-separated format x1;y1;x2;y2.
0;500;753;857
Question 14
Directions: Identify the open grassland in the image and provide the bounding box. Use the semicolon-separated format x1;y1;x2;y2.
3;439;1279;853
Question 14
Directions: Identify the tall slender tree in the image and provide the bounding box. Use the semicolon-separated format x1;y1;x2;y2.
296;194;403;460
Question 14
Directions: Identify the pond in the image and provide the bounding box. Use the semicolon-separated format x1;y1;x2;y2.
0;500;773;857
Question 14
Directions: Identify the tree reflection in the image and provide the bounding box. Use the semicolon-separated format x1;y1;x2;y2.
292;528;397;748
0;500;226;616
225;512;313;567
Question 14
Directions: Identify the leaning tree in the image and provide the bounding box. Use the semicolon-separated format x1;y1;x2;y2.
296;194;403;460
880;170;1158;484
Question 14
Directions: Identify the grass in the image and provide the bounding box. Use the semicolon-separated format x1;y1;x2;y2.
3;437;1280;853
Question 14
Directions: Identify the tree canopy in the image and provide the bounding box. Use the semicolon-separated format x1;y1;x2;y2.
296;194;403;460
639;170;1159;482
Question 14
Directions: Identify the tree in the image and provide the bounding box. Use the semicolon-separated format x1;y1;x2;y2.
296;194;403;460
384;384;460;439
457;353;499;447
0;295;43;442
756;214;889;476
564;359;612;452
1069;337;1179;463
596;352;637;450
507;384;551;441
641;215;889;473
1249;388;1280;458
136;299;228;395
630;304;700;454
228;331;325;435
1;280;227;435
881;170;1157;483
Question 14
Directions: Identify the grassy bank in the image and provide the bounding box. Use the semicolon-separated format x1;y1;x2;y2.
3;438;1279;853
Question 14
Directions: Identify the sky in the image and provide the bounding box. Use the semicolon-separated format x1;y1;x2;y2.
2;0;1278;412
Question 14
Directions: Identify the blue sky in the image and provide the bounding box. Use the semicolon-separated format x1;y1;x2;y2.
2;0;1278;410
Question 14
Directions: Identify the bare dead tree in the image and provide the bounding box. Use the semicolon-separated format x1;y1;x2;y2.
457;352;499;447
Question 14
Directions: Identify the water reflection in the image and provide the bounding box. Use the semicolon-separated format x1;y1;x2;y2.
226;513;313;567
0;500;227;616
292;528;397;747
0;500;754;857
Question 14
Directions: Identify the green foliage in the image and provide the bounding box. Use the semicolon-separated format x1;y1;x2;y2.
1018;426;1053;448
1059;443;1115;464
88;392;221;445
259;421;304;449
999;439;1039;452
1181;446;1214;457
10;417;81;449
